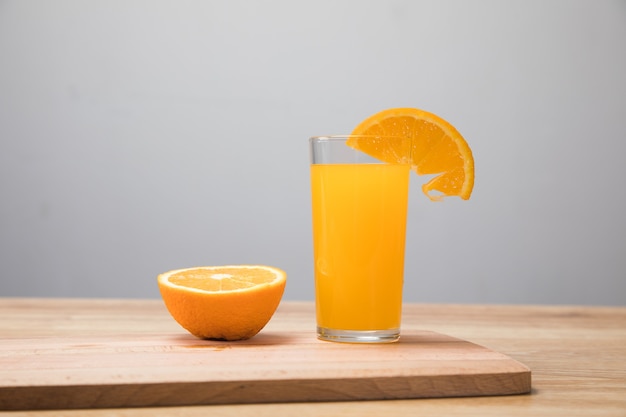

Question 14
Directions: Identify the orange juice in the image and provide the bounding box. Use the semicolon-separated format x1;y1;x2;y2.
310;163;410;332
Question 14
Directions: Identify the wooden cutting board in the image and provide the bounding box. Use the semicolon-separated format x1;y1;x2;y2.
0;299;531;410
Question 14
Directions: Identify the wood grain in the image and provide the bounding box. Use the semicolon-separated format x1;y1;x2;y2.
0;299;529;410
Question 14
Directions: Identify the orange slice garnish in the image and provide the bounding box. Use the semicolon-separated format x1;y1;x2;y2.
349;107;474;201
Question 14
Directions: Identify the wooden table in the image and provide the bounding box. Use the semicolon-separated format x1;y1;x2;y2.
1;298;625;416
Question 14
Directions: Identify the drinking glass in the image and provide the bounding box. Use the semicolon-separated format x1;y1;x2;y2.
309;135;411;343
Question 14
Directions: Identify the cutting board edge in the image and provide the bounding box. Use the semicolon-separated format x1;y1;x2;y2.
0;369;532;411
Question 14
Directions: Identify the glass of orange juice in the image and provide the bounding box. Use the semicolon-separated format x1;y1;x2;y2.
309;135;411;343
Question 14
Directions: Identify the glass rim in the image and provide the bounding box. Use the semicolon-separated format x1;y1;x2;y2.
309;134;410;142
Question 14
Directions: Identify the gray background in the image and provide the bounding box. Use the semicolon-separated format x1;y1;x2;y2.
1;0;625;305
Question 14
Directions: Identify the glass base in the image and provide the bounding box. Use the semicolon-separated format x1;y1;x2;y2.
317;326;400;344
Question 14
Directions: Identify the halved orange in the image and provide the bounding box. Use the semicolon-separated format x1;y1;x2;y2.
349;108;474;201
157;265;287;341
